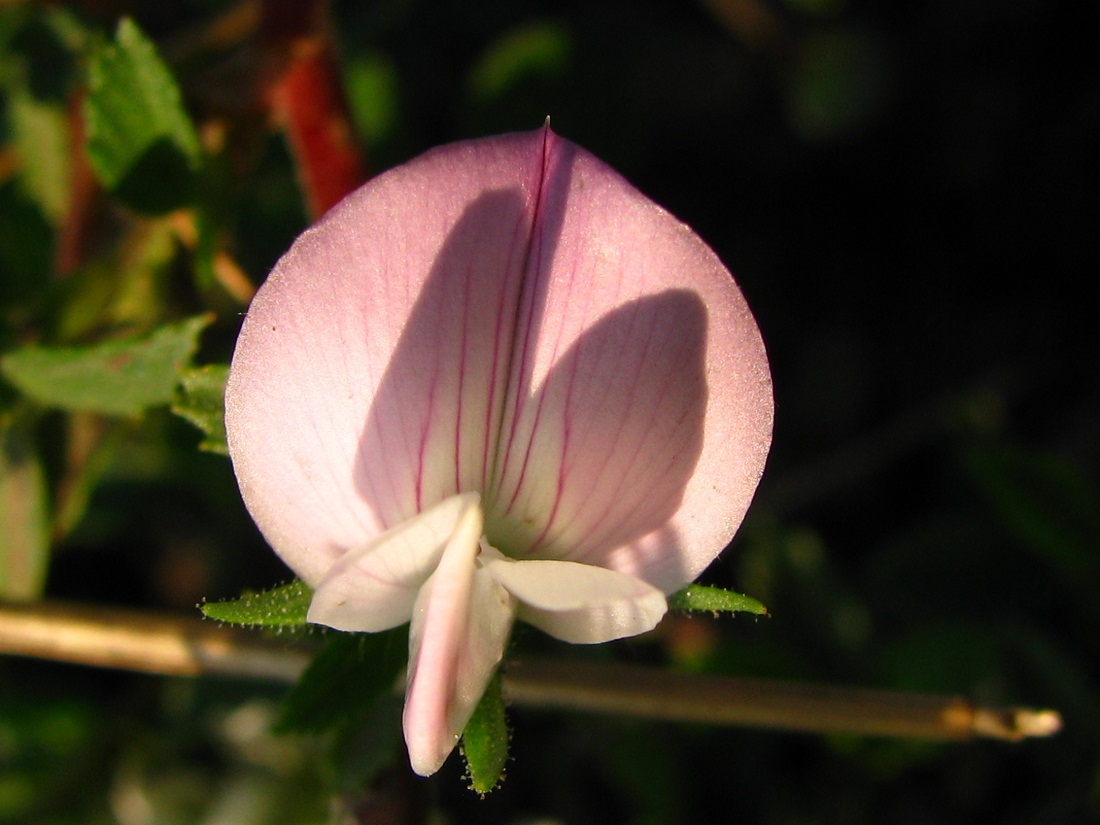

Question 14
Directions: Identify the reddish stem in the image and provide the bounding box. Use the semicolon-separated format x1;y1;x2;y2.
263;0;367;219
55;88;105;276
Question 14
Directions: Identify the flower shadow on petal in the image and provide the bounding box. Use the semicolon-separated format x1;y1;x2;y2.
352;185;559;530
486;289;706;590
353;138;706;592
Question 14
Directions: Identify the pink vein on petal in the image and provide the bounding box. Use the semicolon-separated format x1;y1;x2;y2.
454;256;474;493
565;311;692;561
536;303;640;553
481;213;530;492
492;125;558;503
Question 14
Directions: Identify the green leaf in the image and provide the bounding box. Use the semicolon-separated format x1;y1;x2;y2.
467;22;570;105
344;53;399;145
84;18;201;214
172;364;228;454
8;86;71;223
667;583;768;616
330;694;405;793
461;670;509;794
201;580;313;627
0;411;50;600
276;629;407;734
0;181;53;302
964;445;1100;584
0;314;212;416
49;221;176;342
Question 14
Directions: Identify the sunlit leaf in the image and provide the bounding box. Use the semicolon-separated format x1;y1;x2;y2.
344;53;399;145
668;583;768;616
201;579;313;627
172;363;228;454
0;411;50;600
461;670;509;794
8;87;71;223
0;314;212;416
84;18;201;214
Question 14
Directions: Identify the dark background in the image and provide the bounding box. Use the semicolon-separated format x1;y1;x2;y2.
1;0;1096;822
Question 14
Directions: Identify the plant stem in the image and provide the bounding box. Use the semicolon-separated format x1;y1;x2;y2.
0;598;310;682
0;599;1060;742
502;658;1061;742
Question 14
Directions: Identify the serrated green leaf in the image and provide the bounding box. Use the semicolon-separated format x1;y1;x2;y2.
667;583;768;616
0;411;50;600
276;629;407;734
201;579;313;627
172;363;228;454
0;314;212;416
461;670;509;794
84;18;201;214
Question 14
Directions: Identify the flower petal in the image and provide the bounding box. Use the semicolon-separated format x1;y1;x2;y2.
403;503;515;776
227;123;771;600
225;130;551;585
486;129;773;592
483;557;666;643
307;492;479;632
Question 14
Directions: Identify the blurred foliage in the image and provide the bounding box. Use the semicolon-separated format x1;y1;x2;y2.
84;18;202;214
0;0;1095;822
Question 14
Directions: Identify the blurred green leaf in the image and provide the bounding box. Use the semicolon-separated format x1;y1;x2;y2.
461;670;509;794
344;52;399;146
964;445;1100;584
877;623;1002;694
172;363;228;454
0;410;50;600
276;629;407;734
330;694;405;793
668;583;768;616
467;21;570;105
201;579;313;627
8;87;70;223
84;18;201;214
0;181;52;305
49;221;176;342
0;690;102;822
0;314;212;416
785;28;887;141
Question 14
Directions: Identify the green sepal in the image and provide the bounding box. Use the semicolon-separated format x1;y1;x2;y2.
172;363;229;454
0;314;212;416
201;580;313;627
461;669;509;795
84;18;202;214
667;583;768;616
276;628;407;735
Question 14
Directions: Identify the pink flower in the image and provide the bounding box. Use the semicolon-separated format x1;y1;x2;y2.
225;124;772;776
